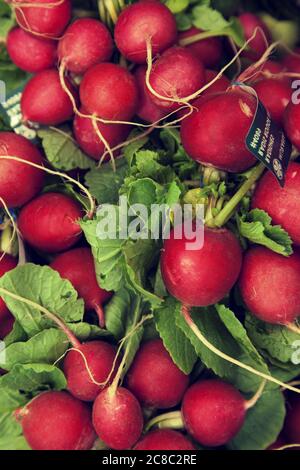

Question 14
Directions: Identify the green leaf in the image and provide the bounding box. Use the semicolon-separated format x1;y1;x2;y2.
228;389;285;450
105;289;132;340
81;214;161;306
1;328;69;371
85;159;128;204
245;314;300;364
176;303;270;392
0;264;84;337
154;298;197;374
0;413;30;450
38;127;94;171
67;322;111;341
0;363;67;393
165;0;189;14
238;209;293;256
192;4;230;30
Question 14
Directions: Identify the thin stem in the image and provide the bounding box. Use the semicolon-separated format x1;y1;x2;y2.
211;163;265;227
286;323;300;335
0;287;81;348
104;0;118;23
0;156;95;219
181;305;300;395
179;30;228;46
145;411;184;433
245;379;267;410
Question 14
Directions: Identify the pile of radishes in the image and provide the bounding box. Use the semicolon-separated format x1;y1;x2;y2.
0;0;300;451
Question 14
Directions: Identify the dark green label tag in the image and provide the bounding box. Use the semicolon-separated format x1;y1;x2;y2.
246;100;292;187
0;82;38;142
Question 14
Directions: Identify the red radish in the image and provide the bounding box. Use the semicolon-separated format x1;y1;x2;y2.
284;101;300;152
135;429;195;450
63;341;119;402
252;162;300;246
18;192;83;253
134;66;165;123
253;78;291;124
182;379;246;446
73;107;131;161
16;391;96;450
147;46;205;111
58;18;113;74
0;132;44;208
15;0;71;38
50;247;112;327
178;27;222;69
203;69;230;96
114;0;177;64
239;246;300;325
283;48;300;74
0;254;17;339
180;90;257;173
238;13;271;60
80;63;139;121
161;226;242;307
92;387;144;450
284;396;300;443
21;69;77;126
7;27;57;73
127;339;189;409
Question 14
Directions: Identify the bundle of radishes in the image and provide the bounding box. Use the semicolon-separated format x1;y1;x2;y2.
0;0;300;451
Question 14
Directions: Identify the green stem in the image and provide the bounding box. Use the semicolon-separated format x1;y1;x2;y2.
210;163;265;228
179;30;228;46
145;411;184;433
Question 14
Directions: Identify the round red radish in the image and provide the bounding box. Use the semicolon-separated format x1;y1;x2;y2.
238;13;271;60
283;48;300;74
252;162;300;246
127;339;189;409
179;27;222;69
21;69;76;126
284;101;300;152
73;107;131;161
92;387;143;450
161;226;242;307
50;247;112;326
284;396;300;443
58;18;113;74
180;90;257;173
63;341;118;402
80;63;138;121
239;246;300;325
0;132;44;208
135;429;195;450
18;192;83;253
0;253;17;339
148;46;205;111
134;66;165;123
114;0;177;64
253;78;291;124
182;379;246;446
203;69;230;96
15;0;71;38
7;27;57;73
16;391;96;450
